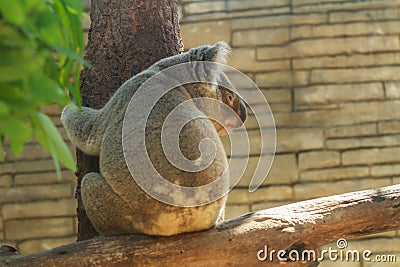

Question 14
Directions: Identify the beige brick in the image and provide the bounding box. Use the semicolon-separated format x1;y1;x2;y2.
243;114;271;130
300;167;370;182
251;200;293;211
0;231;3;241
221;128;276;158
232;13;326;30
262;89;291;103
295;83;384;105
18;236;76;255
385;81;400;99
311;66;400;84
239;88;268;107
299;151;340;170
326;123;377;138
178;4;183;20
83;31;88;46
181;21;231;49
293;53;400;70
293;0;400;14
225;205;250;220
50;115;62;127
228;48;290;72
6;144;51;161
277;128;324;153
82;0;90;10
257;47;290;61
393;177;400;185
296;103;339;112
330;8;400;23
342;147;400;166
229;155;267;187
41;104;61;116
294;178;391;200
371;164;400;177
14;171;75;185
357;230;397;239
256;71;309;88
5;218;74;240
292;0;350;6
292;21;400;39
378;121;400;134
266;154;298;185
227;186;293;204
0;218;3;231
275;101;400;128
0;184;73;204
182;7;291;22
232;28;290;46
183;1;226;15
228;0;290;11
3;199;76;220
0;159;56;175
0;174;12;187
326;135;400;150
291;36;399;58
269;103;291;113
231;154;297;187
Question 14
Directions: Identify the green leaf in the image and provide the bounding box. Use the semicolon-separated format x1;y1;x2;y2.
64;0;84;14
0;100;10;114
0;50;40;82
29;72;67;105
53;45;90;67
33;112;76;172
0;115;32;155
38;21;61;46
0;1;25;26
0;24;33;49
0;0;84;172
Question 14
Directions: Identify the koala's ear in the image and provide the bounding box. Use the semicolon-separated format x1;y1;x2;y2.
209;41;231;64
189;41;231;64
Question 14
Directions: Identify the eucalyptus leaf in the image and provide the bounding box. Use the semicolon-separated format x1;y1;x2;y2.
0;1;25;26
33;112;76;172
0;0;85;173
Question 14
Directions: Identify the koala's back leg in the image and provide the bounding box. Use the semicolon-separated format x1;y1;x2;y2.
61;106;104;156
81;172;141;236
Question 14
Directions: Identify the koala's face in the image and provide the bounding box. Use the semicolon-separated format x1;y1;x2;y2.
185;82;247;136
184;41;247;135
214;86;247;135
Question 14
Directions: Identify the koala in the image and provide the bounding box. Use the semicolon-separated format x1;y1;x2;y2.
61;42;247;236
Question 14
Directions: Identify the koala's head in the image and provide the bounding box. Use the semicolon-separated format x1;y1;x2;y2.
184;42;247;135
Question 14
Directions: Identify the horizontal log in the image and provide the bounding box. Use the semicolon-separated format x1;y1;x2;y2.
2;184;400;267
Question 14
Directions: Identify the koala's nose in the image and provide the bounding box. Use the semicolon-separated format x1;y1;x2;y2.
238;100;247;123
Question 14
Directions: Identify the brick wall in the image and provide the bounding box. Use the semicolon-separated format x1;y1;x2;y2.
1;0;400;264
180;0;400;266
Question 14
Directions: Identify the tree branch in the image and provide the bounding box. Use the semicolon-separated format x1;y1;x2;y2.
2;184;400;266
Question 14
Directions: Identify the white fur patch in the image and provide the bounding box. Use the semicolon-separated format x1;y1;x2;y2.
214;41;231;65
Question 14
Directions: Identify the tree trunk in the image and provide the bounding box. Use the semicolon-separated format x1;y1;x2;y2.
2;184;400;266
76;0;183;241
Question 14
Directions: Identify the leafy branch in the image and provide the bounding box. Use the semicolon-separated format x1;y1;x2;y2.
0;0;88;174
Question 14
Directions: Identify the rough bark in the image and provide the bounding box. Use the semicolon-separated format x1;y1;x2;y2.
2;184;400;266
76;0;182;241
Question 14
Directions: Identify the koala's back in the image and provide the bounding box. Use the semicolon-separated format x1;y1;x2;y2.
95;86;228;236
